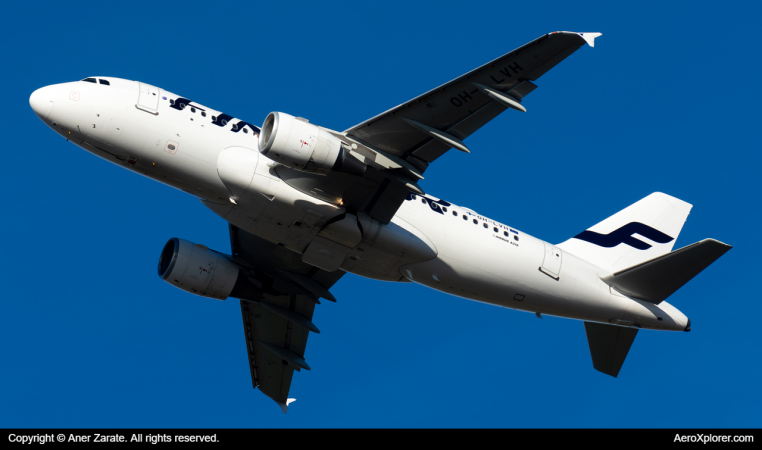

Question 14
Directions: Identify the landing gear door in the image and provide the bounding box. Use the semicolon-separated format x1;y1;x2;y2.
540;242;562;280
136;82;160;114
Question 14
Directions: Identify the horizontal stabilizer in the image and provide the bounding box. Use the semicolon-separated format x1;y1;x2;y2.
584;321;638;378
601;239;731;304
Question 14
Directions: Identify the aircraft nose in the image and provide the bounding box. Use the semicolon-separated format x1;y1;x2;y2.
29;85;56;121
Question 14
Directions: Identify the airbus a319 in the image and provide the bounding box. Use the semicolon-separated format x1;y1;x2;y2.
29;31;730;413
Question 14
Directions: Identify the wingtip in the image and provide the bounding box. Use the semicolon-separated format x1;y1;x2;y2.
278;398;297;414
549;31;602;47
578;32;603;47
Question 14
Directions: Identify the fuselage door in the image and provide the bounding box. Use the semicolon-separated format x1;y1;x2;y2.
136;82;160;114
540;242;562;280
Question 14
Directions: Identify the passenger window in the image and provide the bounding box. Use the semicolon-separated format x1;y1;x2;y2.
504;231;508;236
82;78;96;83
243;128;248;134
462;215;467;220
493;227;498;232
421;199;426;204
514;235;519;241
473;219;478;225
452;211;457;216
180;103;186;110
443;207;447;212
201;112;206;117
222;119;228;126
191;107;196;113
211;116;216;121
170;99;175;105
99;79;110;85
483;223;488;229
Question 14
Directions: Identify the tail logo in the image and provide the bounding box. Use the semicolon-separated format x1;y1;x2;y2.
573;222;674;250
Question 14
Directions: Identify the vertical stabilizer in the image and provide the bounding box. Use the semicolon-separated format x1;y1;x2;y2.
557;193;692;272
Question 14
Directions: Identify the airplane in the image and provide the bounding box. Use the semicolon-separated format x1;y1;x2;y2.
29;31;731;413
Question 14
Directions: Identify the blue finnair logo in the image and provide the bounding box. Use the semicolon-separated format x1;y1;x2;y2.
573;222;674;250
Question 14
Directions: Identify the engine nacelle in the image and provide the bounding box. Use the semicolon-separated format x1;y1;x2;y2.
158;238;243;300
258;112;365;176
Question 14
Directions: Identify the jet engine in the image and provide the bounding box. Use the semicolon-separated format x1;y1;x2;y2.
258;112;366;176
157;238;261;301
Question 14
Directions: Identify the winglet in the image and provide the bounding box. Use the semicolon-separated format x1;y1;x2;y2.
278;398;297;414
578;32;602;48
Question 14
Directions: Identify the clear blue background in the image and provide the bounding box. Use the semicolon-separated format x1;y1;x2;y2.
2;0;759;427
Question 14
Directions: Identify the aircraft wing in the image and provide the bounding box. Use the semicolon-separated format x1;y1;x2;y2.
229;224;344;413
344;31;600;167
279;31;600;224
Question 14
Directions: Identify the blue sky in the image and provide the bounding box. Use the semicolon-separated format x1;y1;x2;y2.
2;0;760;427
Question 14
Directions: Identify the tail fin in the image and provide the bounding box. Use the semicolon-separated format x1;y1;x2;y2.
557;193;692;272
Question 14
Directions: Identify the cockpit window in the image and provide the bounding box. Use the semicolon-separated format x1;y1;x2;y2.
99;79;110;85
82;78;96;83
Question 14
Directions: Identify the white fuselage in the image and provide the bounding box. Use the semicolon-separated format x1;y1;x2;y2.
30;77;689;332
